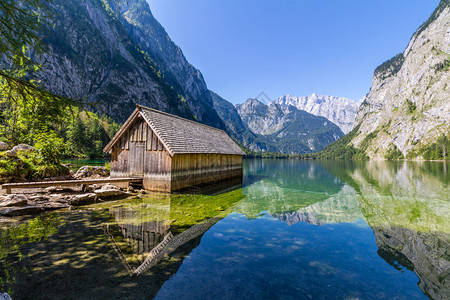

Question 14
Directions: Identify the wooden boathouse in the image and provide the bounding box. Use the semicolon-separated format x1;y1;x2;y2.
103;105;245;192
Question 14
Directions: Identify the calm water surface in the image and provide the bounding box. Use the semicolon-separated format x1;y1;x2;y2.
1;159;449;299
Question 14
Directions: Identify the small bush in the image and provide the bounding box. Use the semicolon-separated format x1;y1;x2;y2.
406;100;416;113
32;163;69;178
0;158;33;180
0;151;69;182
434;58;450;72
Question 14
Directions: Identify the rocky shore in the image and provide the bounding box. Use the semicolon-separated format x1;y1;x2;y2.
0;165;145;225
0;182;145;224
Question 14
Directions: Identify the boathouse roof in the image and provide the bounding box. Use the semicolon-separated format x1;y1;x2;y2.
103;105;246;156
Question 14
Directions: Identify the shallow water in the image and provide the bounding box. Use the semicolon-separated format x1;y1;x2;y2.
1;159;449;299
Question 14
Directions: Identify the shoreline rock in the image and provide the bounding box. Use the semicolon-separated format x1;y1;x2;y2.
74;166;109;179
12;144;35;153
0;141;9;151
0;182;140;222
0;292;12;300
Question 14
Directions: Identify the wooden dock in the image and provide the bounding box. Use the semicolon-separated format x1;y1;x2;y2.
1;178;143;194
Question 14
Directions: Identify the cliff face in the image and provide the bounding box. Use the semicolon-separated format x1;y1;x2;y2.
30;0;224;128
352;1;450;159
275;94;361;134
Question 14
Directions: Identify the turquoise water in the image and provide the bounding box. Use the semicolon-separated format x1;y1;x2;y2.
1;159;449;299
62;158;109;171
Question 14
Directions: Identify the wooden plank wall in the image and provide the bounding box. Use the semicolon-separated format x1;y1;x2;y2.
171;154;243;190
111;117;172;191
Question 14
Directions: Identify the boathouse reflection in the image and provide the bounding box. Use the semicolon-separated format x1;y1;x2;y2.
105;179;245;276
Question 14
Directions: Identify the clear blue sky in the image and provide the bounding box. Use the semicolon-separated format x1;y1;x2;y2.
148;0;439;104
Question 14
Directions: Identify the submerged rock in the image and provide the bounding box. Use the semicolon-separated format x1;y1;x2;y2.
0;206;45;216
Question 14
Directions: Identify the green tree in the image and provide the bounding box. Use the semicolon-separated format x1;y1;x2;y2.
66;116;87;154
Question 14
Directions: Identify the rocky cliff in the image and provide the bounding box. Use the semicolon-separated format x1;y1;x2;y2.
274;93;361;134
30;0;224;128
236;98;344;153
351;1;450;159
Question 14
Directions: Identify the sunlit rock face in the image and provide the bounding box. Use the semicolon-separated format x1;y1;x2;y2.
348;160;450;300
274;94;361;134
29;0;224;128
351;3;450;158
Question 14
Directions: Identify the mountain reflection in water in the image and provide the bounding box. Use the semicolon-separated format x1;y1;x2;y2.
0;159;448;299
239;159;449;300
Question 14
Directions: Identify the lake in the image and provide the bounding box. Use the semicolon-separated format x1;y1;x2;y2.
1;159;449;299
62;159;110;171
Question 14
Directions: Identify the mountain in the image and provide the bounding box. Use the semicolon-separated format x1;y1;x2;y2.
210;91;274;152
29;0;224;128
274;94;361;134
348;1;450;159
236;99;344;153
